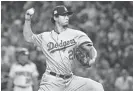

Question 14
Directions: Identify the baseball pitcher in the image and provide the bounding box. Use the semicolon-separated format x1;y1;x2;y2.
23;5;104;91
7;48;39;91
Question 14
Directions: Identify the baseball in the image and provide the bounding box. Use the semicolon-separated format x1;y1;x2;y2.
27;8;35;15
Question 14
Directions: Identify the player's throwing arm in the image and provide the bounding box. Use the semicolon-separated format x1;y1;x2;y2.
23;8;35;43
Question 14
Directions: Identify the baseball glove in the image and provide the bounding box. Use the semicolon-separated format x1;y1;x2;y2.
75;47;91;67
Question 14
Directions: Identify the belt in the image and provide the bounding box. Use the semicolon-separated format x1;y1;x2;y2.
49;71;72;79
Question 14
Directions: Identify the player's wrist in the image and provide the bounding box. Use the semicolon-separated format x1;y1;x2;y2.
25;19;31;24
25;14;32;21
25;16;31;21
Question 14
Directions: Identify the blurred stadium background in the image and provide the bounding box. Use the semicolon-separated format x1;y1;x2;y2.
1;1;133;91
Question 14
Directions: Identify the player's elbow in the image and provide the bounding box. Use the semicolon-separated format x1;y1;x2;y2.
23;31;33;43
23;35;32;43
24;36;32;43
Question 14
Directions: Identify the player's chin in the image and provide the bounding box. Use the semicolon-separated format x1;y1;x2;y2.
63;23;68;27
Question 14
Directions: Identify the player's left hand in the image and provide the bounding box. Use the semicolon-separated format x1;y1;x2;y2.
89;58;96;66
75;47;92;67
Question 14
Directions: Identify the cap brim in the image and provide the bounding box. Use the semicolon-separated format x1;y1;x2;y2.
62;11;73;15
51;11;73;23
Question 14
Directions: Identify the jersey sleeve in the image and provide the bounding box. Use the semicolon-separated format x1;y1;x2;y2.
31;33;43;47
77;31;93;47
31;63;39;77
9;64;16;78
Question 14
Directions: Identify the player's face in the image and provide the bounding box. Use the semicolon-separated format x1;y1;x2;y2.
56;14;69;26
18;54;29;65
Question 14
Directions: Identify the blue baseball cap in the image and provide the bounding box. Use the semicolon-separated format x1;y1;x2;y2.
51;5;73;23
16;48;29;55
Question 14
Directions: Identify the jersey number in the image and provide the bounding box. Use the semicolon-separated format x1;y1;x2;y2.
26;78;31;84
68;48;77;60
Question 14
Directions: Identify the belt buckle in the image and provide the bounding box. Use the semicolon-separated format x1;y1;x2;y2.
63;74;70;79
67;74;72;79
58;74;65;79
62;75;66;79
56;74;60;78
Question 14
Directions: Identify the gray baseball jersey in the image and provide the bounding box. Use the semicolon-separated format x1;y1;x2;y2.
9;62;39;87
32;28;93;75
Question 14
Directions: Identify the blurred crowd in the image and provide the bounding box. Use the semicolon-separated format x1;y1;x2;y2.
1;1;133;91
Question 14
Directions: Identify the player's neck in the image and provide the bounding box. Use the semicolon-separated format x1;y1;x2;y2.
54;24;67;34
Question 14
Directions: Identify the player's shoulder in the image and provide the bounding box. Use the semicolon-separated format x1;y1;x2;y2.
37;31;51;36
33;31;51;41
67;28;87;35
67;28;81;33
28;62;37;67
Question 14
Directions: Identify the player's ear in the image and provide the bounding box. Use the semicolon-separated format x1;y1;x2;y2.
53;15;58;22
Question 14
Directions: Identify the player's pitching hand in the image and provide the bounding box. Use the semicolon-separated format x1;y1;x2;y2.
25;8;35;21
